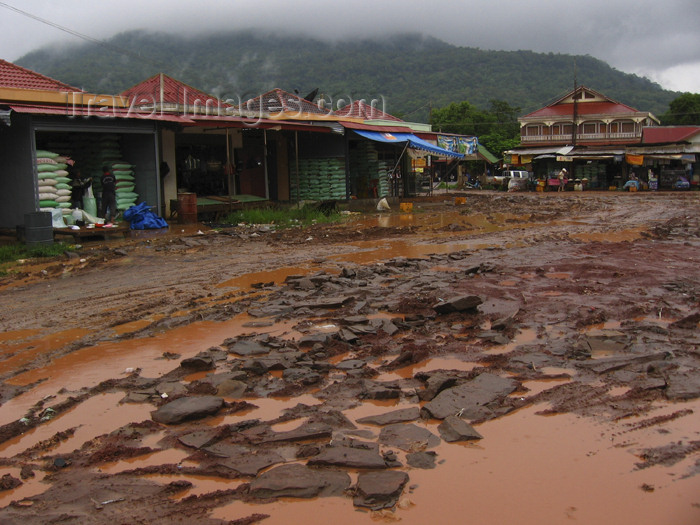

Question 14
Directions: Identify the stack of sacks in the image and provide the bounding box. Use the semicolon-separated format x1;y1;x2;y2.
290;157;347;201
36;150;73;215
111;162;138;211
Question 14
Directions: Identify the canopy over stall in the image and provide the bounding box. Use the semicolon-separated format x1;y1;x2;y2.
353;130;465;159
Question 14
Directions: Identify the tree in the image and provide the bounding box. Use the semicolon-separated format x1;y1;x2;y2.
661;93;700;125
430;99;521;157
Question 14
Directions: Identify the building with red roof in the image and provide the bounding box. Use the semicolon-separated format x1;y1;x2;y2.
505;86;698;190
121;73;229;116
0;58;80;93
518;86;659;148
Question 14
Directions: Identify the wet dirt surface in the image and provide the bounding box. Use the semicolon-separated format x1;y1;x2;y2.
0;191;699;524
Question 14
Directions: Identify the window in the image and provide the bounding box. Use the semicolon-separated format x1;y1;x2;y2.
583;123;597;134
526;125;540;136
621;121;635;133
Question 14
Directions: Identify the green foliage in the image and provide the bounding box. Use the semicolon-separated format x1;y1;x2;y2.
430;99;521;157
661;93;700;125
17;31;678;122
221;204;341;229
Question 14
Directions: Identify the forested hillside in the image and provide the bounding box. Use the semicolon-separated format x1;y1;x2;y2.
16;30;678;122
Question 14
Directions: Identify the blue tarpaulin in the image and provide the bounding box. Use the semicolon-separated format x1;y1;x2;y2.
354;130;465;159
123;202;169;230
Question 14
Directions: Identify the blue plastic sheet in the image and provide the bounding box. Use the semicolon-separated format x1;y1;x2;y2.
123;202;169;230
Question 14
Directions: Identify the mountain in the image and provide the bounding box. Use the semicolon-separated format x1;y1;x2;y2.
16;30;678;122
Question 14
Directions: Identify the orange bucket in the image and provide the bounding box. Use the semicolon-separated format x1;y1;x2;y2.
399;202;413;212
454;197;466;205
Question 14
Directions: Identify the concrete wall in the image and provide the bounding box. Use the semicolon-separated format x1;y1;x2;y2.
0;113;38;229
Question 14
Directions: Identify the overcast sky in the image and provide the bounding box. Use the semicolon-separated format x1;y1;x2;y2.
1;0;698;93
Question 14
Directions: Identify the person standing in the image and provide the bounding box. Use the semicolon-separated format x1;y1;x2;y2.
557;168;568;192
101;165;117;222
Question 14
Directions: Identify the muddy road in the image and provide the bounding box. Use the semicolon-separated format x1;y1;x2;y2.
0;191;699;524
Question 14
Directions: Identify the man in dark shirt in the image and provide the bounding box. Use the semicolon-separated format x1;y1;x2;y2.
101;165;117;222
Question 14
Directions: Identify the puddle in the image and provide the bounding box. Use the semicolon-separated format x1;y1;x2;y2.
207;394;323;426
98;449;192;474
143;473;243;500
210;401;700;524
0;468;48;506
328;239;503;265
218;266;324;290
377;356;484;381
483;327;538;355
212;495;358;524
0;393;153;457
0;313;299;425
0;328;91;376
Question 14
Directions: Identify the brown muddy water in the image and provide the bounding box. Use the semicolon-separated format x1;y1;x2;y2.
0;207;697;524
2;314;698;524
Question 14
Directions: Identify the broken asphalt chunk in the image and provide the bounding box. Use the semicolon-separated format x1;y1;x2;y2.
421;373;519;420
433;295;483;314
151;396;224;425
353;471;409;510
249;464;350;499
438;415;484;442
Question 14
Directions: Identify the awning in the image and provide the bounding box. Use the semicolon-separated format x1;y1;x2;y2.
354;130;464;158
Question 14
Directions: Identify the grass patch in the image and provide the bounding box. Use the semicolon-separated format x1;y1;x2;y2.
220;204;342;229
0;242;70;264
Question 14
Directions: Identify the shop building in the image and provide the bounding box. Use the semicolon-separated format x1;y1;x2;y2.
505;86;662;189
0;59;160;230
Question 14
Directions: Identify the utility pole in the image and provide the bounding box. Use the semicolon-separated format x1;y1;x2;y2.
572;59;578;146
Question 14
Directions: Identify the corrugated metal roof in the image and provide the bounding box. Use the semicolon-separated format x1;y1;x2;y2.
0;59;80;92
240;88;328;116
643;126;700;144
335;100;403;121
8;103;196;124
341;121;416;133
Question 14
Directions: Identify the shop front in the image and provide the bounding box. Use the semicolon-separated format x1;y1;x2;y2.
0;109;159;230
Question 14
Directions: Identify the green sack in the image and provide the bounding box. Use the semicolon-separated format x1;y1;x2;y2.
83;196;97;217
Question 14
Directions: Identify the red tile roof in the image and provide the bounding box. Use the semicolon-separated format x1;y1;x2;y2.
643;126;700;144
524;101;641;119
335;100;403;121
121;73;224;107
522;86;642;119
0;59;79;92
240;88;328;115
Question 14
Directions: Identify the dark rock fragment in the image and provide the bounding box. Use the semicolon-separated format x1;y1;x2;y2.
249;464;350;499
151;396;224;425
438;415;484;442
356;407;421;426
433;295;483;314
353;471;409;510
406;451;437;469
378;423;440;452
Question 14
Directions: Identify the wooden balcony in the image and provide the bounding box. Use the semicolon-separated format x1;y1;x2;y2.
522;131;640;144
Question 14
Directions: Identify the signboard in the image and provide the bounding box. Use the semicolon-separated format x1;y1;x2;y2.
436;135;478;155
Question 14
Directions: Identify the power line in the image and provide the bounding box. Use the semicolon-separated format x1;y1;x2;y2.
0;1;163;68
